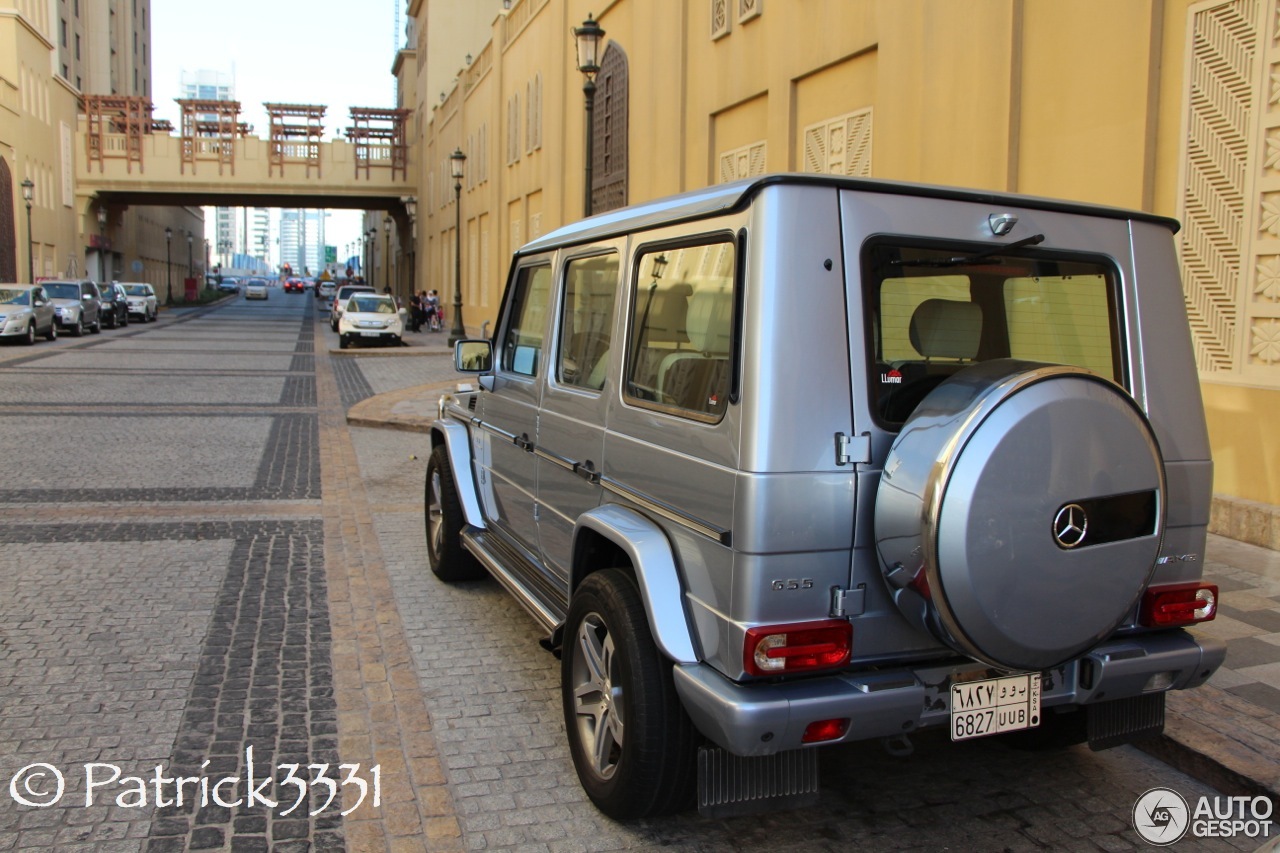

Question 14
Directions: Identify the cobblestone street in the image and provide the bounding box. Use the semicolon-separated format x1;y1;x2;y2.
0;294;1265;852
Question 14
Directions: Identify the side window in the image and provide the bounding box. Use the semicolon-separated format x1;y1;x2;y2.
557;253;619;391
501;264;553;377
624;241;736;421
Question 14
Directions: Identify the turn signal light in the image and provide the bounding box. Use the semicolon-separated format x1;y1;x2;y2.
1139;583;1218;627
802;718;850;744
743;619;852;677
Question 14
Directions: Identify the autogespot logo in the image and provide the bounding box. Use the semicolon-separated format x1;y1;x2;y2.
1133;787;1190;845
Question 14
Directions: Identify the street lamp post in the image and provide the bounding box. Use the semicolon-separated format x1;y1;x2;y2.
382;216;392;294
367;227;377;284
164;227;173;306
97;205;109;281
21;178;34;284
574;14;605;217
448;148;466;345
402;196;417;301
187;232;194;283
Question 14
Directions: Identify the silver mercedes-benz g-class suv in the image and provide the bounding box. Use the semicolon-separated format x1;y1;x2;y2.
426;174;1224;819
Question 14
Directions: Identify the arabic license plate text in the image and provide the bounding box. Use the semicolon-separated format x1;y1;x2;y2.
950;673;1041;741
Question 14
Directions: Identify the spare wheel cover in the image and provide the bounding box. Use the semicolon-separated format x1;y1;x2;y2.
874;360;1165;671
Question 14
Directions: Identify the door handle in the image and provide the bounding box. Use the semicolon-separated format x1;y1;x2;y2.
513;433;533;452
572;460;601;484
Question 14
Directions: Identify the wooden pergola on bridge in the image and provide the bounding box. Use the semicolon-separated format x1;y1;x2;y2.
265;103;326;178
346;108;409;181
177;99;251;175
83;96;166;173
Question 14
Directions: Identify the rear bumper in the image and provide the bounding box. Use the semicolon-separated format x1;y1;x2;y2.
672;629;1225;756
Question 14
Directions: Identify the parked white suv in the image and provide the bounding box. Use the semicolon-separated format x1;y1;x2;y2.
428;175;1224;819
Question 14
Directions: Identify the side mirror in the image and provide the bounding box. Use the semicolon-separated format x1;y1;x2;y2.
83;294;93;300
454;340;493;374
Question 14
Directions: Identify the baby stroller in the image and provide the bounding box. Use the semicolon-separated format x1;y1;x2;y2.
425;298;443;332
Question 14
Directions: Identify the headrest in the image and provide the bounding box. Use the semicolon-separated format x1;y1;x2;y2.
686;289;734;353
644;283;692;343
909;298;982;359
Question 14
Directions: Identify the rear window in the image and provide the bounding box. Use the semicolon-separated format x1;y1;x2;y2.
863;240;1123;426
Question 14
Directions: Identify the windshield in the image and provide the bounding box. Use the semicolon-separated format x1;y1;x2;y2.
123;285;149;296
0;289;31;306
247;280;267;287
351;296;395;314
43;283;80;300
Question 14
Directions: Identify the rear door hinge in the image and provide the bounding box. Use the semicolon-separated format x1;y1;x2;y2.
835;431;871;466
830;585;866;618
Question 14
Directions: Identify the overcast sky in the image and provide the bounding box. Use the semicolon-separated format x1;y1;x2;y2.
151;0;401;136
151;0;403;255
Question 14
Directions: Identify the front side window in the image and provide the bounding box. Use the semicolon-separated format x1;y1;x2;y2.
864;240;1122;426
557;253;619;391
0;289;30;305
624;240;736;421
501;264;552;377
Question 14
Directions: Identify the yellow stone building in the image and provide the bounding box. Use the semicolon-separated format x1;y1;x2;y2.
399;0;1280;547
1;0;199;293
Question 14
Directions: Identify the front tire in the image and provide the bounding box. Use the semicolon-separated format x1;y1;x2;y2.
22;323;36;346
45;322;57;341
90;315;101;334
71;318;84;337
562;570;696;819
424;445;484;581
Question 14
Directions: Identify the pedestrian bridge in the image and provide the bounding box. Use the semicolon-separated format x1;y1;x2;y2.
75;97;413;214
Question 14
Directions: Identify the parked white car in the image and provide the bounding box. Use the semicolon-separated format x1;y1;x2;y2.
337;293;403;348
118;282;158;322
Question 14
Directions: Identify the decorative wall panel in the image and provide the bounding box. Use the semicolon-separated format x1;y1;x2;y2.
1180;0;1280;383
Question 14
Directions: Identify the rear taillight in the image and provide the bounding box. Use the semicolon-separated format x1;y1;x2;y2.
1139;583;1218;627
743;619;851;677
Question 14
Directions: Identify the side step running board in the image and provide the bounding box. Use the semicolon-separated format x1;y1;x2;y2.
460;527;565;634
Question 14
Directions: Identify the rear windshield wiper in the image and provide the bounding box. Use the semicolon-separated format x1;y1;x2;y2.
889;233;1045;267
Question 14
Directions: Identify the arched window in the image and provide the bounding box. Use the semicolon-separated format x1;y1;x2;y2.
591;43;628;214
0;160;16;282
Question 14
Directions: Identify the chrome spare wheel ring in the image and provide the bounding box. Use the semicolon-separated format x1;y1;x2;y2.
571;612;624;781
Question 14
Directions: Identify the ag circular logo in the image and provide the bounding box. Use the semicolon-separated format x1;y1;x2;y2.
1133;787;1190;845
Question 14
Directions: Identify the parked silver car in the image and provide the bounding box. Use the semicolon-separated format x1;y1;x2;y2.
118;282;158;322
0;284;58;344
429;174;1225;819
42;279;101;336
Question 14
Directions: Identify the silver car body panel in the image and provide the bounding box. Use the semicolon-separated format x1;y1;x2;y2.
437;174;1217;758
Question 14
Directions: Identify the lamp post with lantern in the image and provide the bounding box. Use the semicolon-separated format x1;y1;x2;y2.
574;14;605;217
448;148;466;345
97;205;109;281
21;178;35;283
382;216;392;294
164;227;173;306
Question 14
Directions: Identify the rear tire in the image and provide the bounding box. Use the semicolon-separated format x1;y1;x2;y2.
424;445;485;581
562;570;697;819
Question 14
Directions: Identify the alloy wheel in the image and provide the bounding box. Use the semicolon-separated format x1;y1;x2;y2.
570;613;624;781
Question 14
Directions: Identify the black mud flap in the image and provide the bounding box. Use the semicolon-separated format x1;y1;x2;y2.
1087;692;1165;752
696;746;819;818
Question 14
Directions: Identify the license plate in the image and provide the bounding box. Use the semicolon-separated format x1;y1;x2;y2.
950;673;1041;741
360;331;382;337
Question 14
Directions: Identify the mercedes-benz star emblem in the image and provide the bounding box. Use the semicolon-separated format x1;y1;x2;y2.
1053;504;1088;549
